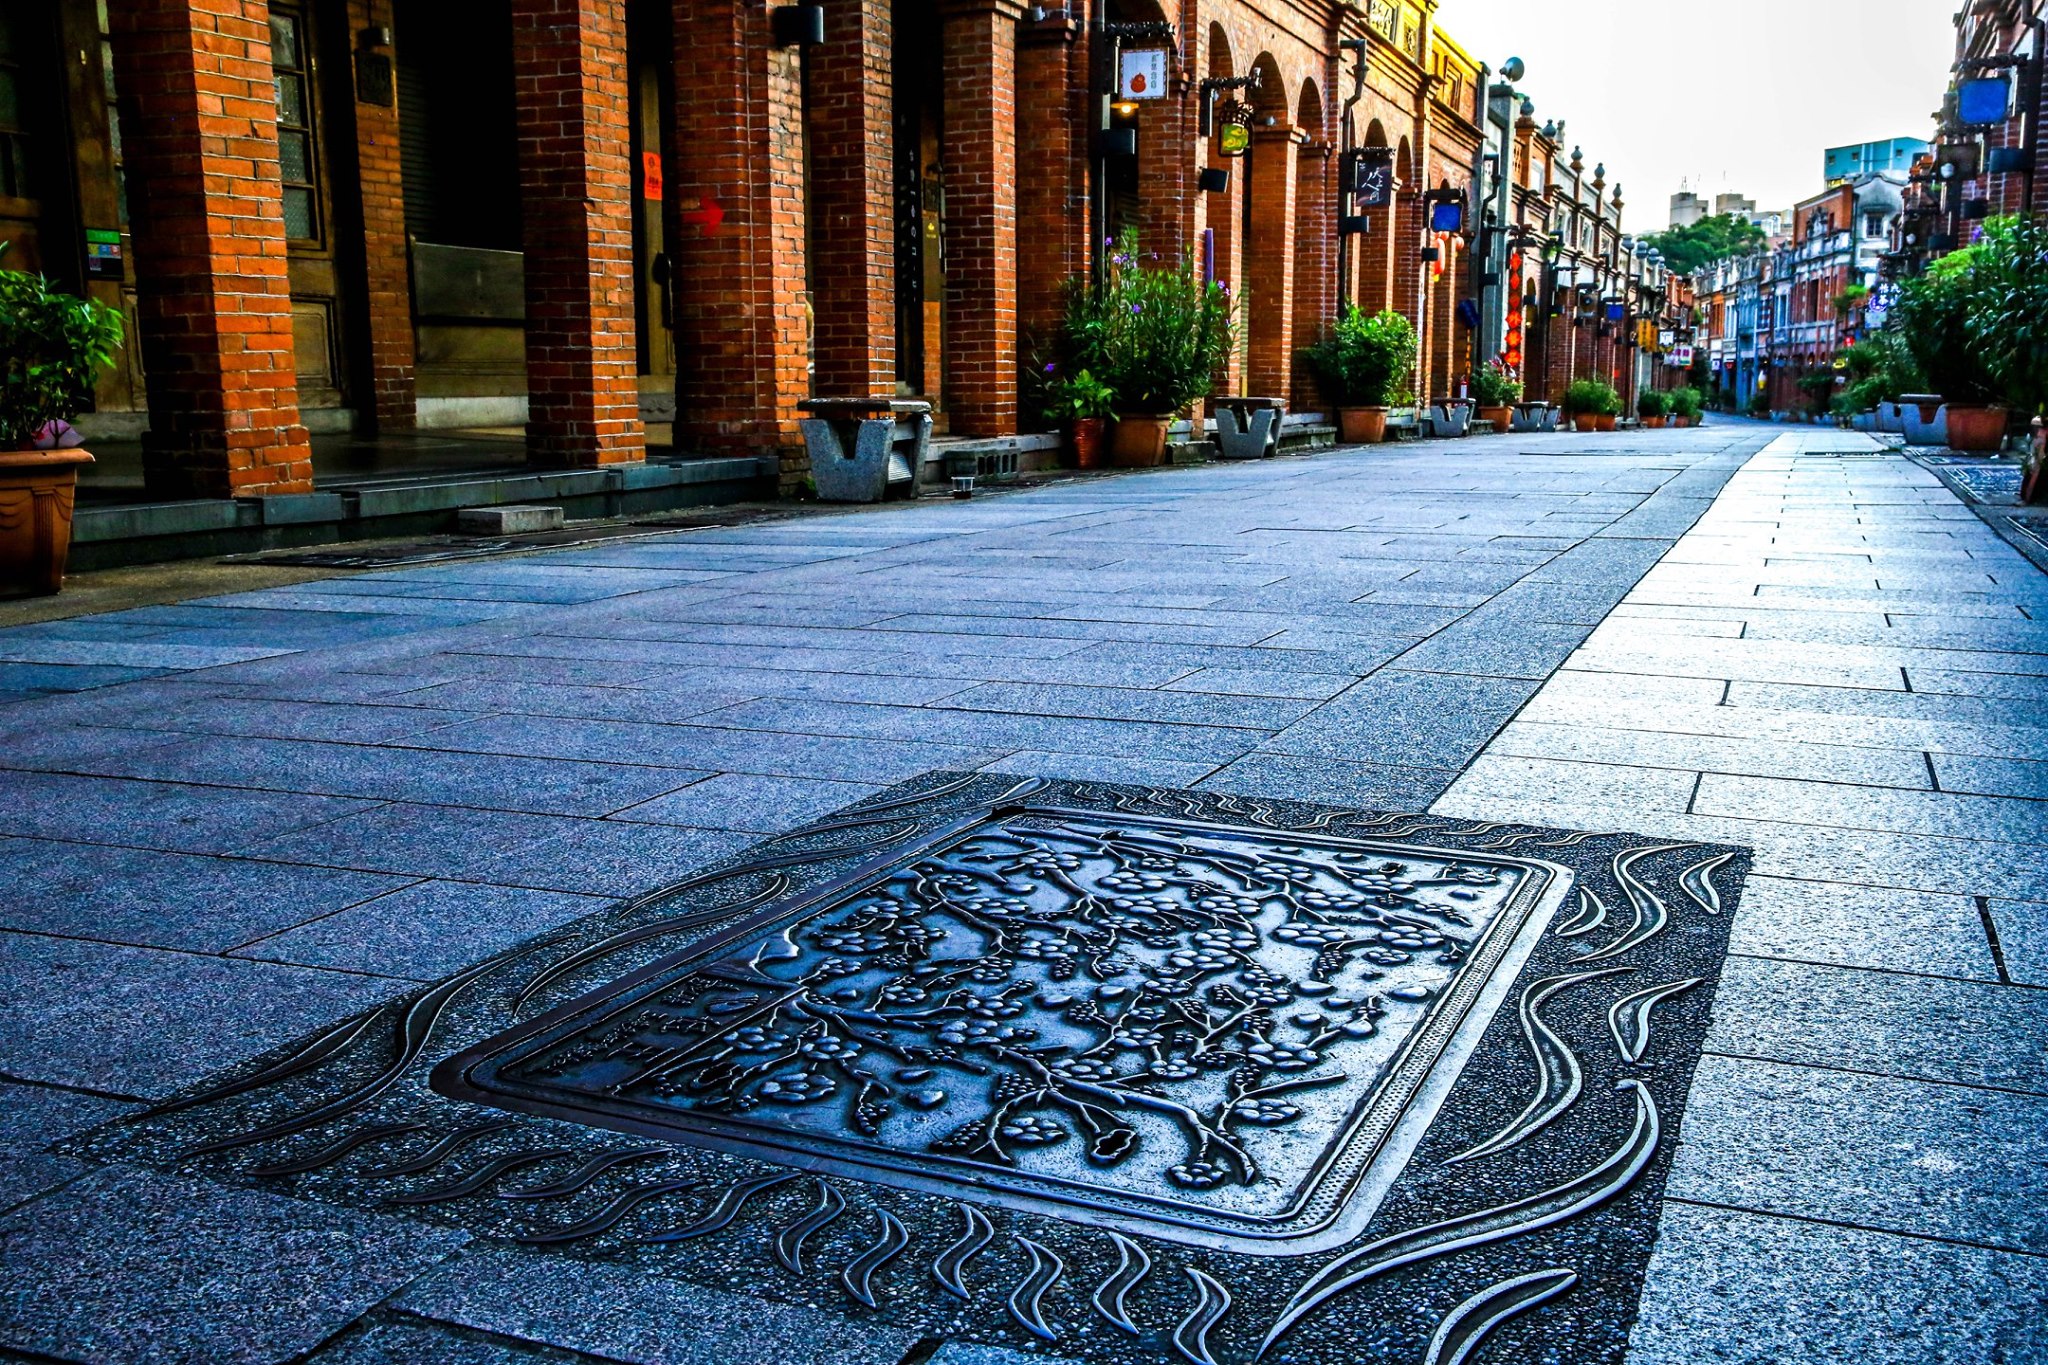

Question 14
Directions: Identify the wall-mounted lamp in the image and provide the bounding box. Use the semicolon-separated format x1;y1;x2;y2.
771;4;825;47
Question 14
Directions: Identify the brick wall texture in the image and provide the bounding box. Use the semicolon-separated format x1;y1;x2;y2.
100;0;1647;489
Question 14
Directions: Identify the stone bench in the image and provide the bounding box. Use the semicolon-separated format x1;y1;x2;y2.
797;398;932;503
1211;397;1287;460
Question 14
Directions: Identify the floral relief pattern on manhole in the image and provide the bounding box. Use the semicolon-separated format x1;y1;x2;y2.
436;806;1572;1253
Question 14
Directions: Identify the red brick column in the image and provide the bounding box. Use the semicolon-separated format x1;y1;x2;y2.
107;0;312;499
1244;126;1299;400
808;0;894;397
1017;13;1082;357
346;0;414;433
1292;145;1335;406
668;4;808;472
511;0;645;468
1394;190;1425;400
941;0;1024;436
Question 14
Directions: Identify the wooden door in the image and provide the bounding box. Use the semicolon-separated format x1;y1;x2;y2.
270;1;346;411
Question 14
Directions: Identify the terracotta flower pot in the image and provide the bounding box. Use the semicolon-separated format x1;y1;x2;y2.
1069;417;1107;470
1477;405;1513;432
1642;415;1667;429
1571;412;1600;432
1944;404;2009;453
1337;407;1389;444
0;447;94;596
1110;413;1173;466
1596;414;1618;432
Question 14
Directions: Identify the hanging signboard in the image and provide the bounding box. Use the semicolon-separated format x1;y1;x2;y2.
1119;49;1169;100
1349;147;1395;208
1670;344;1694;367
1214;99;1253;157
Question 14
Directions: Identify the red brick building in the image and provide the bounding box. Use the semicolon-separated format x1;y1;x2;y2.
2;0;1645;504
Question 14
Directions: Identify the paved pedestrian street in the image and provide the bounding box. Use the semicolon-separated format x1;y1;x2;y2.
1;424;2042;1364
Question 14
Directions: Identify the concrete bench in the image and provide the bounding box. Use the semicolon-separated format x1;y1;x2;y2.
1211;397;1287;460
797;398;932;503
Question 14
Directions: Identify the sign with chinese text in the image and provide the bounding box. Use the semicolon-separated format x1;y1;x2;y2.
1119;49;1168;100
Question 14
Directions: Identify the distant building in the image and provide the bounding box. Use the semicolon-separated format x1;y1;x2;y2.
1714;192;1756;217
1670;186;1706;228
1824;137;1932;184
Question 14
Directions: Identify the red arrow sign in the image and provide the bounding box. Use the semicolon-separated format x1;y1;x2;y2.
679;196;724;232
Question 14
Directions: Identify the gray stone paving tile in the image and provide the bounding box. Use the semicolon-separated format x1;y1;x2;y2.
1694;773;2046;844
0;1165;467;1365
1728;876;2000;982
402;713;1003;783
456;821;760;899
1665;1055;2048;1252
0;932;410;1099
1706;954;2048;1094
356;679;764;726
1989;899;2048;987
1197;751;1456;809
63;697;487;744
0;1151;92;1215
606;772;879;833
233;881;608;981
392;1246;918;1365
1488;720;1934;788
1907;667;2048;701
0;837;413;953
1387;621;1590;680
0;770;377;856
240;803;582;881
680;696;1263;762
73;735;708;818
976;750;1222;787
1262;669;1540;768
307;1320;594;1365
0;1081;143;1151
1725;677;2048;730
935;680;1314;730
1566;637;1909;690
1158;665;1358;699
0;662;174;694
0;637;298;670
1625;1202;2048;1365
1433;752;1700;817
1930;751;2048;800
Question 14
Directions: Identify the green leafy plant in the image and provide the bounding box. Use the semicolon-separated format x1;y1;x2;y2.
1833;283;1871;319
1959;214;2048;418
1837;332;1922;412
1040;367;1116;423
1639;213;1767;275
1471;359;1523;406
1892;244;1998;405
1636;389;1669;418
1747;389;1772;418
1671;386;1704;420
1797;372;1837;415
0;263;125;449
1562;377;1618;416
1073;231;1236;414
1299;306;1419;408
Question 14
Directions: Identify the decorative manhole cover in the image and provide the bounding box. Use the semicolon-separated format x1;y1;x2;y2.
435;807;1568;1254
72;775;1748;1365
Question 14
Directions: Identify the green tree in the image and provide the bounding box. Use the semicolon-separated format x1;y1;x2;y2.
1641;213;1767;276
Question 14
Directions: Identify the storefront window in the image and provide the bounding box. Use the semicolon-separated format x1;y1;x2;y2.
270;6;319;242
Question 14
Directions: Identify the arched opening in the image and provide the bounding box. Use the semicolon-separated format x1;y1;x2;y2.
1290;78;1328;407
1358;119;1392;313
1204;24;1242;393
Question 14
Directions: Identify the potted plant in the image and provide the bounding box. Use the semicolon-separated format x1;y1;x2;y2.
1597;382;1623;431
1671;386;1704;428
1300;306;1418;444
1083;232;1235;466
1562;378;1612;432
1957;214;2048;453
1894;238;2006;451
1747;388;1772;420
0;264;123;595
1637;389;1669;428
1471;359;1522;433
1042;367;1115;469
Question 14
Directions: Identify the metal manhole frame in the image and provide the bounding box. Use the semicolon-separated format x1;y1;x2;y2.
432;801;1575;1256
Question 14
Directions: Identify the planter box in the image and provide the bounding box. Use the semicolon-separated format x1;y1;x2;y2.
0;448;94;596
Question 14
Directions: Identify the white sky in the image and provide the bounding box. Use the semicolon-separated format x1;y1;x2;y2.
1431;0;1956;225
